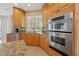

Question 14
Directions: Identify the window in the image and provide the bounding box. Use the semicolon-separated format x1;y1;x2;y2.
0;16;12;44
27;16;42;34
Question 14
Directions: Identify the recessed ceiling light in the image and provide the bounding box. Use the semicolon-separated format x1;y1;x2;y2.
27;4;31;6
14;3;18;6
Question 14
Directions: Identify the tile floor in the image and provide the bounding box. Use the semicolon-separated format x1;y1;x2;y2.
26;45;49;56
0;40;48;56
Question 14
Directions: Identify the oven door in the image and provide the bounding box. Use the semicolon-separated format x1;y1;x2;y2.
48;32;72;55
49;19;72;32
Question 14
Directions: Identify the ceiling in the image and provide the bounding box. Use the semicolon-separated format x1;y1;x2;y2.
16;3;44;11
0;3;44;15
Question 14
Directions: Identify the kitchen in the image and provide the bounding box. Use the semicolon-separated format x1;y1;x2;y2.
0;3;79;56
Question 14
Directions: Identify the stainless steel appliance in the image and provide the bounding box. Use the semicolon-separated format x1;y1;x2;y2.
48;13;73;32
48;13;73;55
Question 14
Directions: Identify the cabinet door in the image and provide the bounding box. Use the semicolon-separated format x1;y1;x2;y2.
44;38;49;52
30;33;40;46
40;37;42;47
22;33;31;45
26;33;32;45
40;36;49;52
40;36;45;49
13;7;25;27
40;36;43;48
35;34;40;45
58;3;74;13
23;33;40;46
48;3;57;12
47;3;58;19
58;3;67;10
43;4;48;26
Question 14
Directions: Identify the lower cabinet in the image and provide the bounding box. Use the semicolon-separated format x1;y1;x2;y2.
40;36;49;52
31;33;40;46
22;32;40;46
22;32;62;56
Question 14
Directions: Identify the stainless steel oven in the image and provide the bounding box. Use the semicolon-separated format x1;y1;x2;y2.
48;31;72;55
48;13;73;32
48;12;73;56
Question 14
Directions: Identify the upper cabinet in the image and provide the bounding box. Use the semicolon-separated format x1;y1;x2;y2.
42;3;74;27
48;3;58;18
42;3;58;27
42;4;48;26
13;7;25;27
57;3;74;15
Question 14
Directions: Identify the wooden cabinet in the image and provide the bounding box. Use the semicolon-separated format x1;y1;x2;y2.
42;4;48;26
13;7;25;27
48;3;58;18
22;33;40;46
21;32;30;44
40;35;44;49
58;3;67;11
58;3;74;11
42;4;58;26
48;4;57;12
31;33;40;46
40;35;49;51
42;3;74;27
43;37;49;52
21;33;33;45
57;3;74;15
22;32;62;56
42;3;58;27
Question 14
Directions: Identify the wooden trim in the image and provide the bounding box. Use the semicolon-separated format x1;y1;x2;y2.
27;10;42;12
72;3;76;56
13;7;26;13
39;46;50;56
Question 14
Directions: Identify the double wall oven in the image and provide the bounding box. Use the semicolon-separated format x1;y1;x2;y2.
48;13;73;56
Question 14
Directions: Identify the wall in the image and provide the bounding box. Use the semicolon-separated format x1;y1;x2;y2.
26;10;42;16
13;7;25;27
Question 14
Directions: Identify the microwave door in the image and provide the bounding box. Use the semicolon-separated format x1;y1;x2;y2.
53;22;65;31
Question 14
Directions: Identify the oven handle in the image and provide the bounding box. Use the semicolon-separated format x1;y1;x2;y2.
47;30;72;34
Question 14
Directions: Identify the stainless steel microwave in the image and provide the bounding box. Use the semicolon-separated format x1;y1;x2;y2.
48;13;73;32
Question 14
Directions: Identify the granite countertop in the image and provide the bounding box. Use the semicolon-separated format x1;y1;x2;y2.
0;40;28;56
